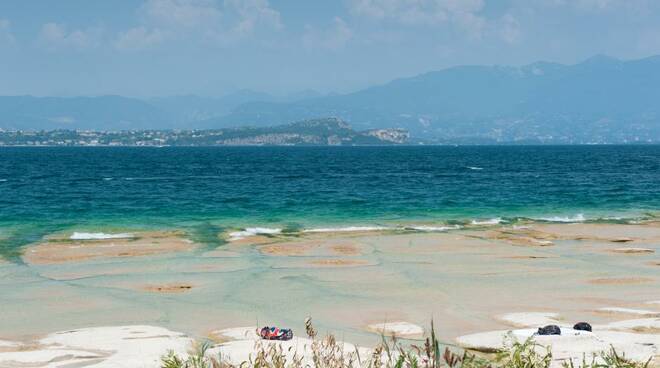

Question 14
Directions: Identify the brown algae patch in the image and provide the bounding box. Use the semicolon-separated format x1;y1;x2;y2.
629;326;660;334
502;255;555;260
609;237;634;243
228;235;279;246
588;277;654;285
258;241;319;256
22;231;196;265
307;259;371;267
609;247;655;254
533;223;660;243
330;243;362;255
141;284;194;293
484;228;557;247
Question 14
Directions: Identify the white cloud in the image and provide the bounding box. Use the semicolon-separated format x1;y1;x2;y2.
536;0;648;12
225;0;283;36
116;0;282;49
303;17;353;51
576;0;618;9
38;23;101;49
142;0;222;28
348;0;486;35
115;26;167;50
499;14;521;44
0;19;15;45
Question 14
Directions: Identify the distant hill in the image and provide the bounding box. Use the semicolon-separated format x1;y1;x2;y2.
147;90;279;126
1;55;659;143
209;55;660;143
188;118;409;145
0;118;409;146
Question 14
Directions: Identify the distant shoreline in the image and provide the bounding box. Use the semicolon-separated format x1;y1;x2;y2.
1;143;659;147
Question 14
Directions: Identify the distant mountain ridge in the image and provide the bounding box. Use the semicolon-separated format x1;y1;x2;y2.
0;95;169;131
0;90;323;131
1;55;659;143
209;55;660;143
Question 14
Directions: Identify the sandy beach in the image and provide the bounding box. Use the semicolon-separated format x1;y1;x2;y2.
0;221;658;366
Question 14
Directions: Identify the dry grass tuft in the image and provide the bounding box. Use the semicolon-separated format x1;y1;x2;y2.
160;319;651;368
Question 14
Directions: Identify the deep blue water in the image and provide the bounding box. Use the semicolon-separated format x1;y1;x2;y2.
0;146;659;256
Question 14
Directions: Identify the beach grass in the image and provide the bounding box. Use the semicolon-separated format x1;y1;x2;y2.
160;319;652;368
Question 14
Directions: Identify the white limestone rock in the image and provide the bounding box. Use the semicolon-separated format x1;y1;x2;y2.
211;326;259;341
367;321;425;338
0;325;193;368
457;327;659;366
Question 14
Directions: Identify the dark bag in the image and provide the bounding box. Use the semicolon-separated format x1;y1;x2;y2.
573;322;592;332
537;325;561;335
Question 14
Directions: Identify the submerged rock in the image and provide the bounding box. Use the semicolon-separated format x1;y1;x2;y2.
610;247;655;254
597;307;660;317
141;283;194;293
22;231;196;265
498;312;561;328
366;321;424;338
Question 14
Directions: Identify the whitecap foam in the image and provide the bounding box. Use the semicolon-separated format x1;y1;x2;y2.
70;232;135;240
470;218;503;225
536;214;586;223
228;227;282;241
466;166;483;170
303;226;389;233
403;225;461;232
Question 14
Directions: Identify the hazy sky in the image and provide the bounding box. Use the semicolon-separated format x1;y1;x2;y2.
1;0;660;97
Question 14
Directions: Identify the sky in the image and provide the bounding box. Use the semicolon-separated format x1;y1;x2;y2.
1;0;660;97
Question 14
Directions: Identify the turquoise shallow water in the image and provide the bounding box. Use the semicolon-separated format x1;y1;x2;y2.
1;145;659;257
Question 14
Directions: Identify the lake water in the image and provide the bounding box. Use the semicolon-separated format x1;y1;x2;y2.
1;145;659;258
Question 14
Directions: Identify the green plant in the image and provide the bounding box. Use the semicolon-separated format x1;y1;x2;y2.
161;340;227;368
495;336;552;368
162;351;185;368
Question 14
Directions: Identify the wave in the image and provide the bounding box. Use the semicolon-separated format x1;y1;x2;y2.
222;212;649;241
470;218;503;225
403;225;461;232
303;226;389;233
226;224;462;240
534;214;586;223
0;179;7;182
299;224;461;234
70;232;135;240
123;176;224;181
466;166;483;170
228;227;282;241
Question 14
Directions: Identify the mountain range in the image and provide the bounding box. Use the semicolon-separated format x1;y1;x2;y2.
1;55;659;144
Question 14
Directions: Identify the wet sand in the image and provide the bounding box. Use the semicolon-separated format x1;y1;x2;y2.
0;222;658;352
